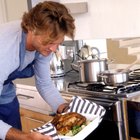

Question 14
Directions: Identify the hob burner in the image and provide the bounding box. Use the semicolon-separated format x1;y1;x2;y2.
68;81;140;95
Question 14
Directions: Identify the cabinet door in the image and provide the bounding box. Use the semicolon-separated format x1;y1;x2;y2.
5;0;28;21
20;108;53;132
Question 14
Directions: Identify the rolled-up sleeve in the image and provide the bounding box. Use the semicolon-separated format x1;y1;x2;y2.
34;53;65;112
0;120;12;140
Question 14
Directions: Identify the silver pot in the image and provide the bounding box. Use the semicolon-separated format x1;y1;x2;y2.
77;58;108;83
98;69;129;86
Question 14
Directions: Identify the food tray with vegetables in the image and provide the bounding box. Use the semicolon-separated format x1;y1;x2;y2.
53;112;102;140
31;96;106;140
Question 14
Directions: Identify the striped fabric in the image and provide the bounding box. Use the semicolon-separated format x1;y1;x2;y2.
31;122;60;140
67;96;106;117
31;96;106;139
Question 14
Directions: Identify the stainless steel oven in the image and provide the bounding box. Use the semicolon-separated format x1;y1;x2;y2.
62;91;129;140
54;68;140;140
62;69;140;140
84;98;127;140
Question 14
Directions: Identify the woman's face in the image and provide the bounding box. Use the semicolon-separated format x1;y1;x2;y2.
27;32;64;56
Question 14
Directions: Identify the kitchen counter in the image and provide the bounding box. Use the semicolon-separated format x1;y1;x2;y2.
16;70;79;115
51;70;79;92
52;63;140;92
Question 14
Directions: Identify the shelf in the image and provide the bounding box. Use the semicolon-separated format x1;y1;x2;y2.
111;38;140;48
64;2;88;14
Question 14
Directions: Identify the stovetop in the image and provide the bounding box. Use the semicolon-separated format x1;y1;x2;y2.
67;70;140;98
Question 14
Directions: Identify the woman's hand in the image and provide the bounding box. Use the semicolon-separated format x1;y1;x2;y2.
5;127;53;140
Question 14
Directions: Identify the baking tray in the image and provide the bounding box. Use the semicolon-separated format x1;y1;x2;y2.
59;113;102;140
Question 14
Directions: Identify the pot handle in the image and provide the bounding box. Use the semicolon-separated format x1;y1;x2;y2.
98;74;108;79
71;63;78;68
90;47;100;59
71;63;81;68
119;59;140;73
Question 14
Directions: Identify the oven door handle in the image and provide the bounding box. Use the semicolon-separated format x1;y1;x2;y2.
17;94;34;100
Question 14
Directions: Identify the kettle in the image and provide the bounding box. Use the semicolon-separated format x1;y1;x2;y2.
79;44;100;60
50;50;65;78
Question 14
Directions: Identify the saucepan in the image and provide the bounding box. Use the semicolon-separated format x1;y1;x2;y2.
71;58;109;83
97;69;130;86
98;59;140;86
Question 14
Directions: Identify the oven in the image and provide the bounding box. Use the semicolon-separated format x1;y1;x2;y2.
85;101;121;140
62;91;128;140
61;69;140;140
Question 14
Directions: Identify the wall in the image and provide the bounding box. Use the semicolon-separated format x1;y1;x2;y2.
61;0;140;39
107;39;137;64
1;0;140;39
83;39;107;58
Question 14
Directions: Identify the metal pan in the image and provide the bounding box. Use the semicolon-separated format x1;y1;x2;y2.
97;69;129;86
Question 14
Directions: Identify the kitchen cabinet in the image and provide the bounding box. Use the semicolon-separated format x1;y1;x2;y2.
30;0;87;14
16;84;53;132
20;107;53;132
0;0;28;22
16;84;53;114
16;84;54;132
5;0;28;21
0;0;7;23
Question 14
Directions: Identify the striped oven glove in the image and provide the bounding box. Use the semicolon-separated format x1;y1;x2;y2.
31;96;106;140
31;122;60;140
67;96;106;117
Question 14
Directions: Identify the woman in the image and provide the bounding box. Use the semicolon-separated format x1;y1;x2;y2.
0;1;75;140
